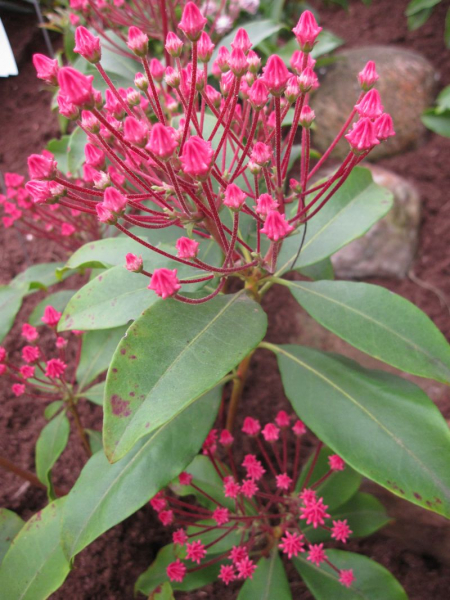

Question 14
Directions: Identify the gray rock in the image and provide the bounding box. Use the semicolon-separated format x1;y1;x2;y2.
310;46;438;160
331;164;421;279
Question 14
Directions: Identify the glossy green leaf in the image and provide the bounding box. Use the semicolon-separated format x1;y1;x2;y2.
405;0;440;16
61;387;220;558
285;279;450;383
273;344;450;517
61;237;152;272
210;20;284;63
296;446;362;510
44;401;64;420
295;549;407;599
36;411;70;500
0;285;26;343
0;509;24;564
276;168;393;274
76;326;127;390
0;499;70;600
80;382;105;406
154;582;175;600
67;127;88;176
11;262;65;291
85;429;103;454
237;551;292;600
299;257;334;281
407;7;433;29
46;136;70;175
29;291;76;327
104;291;267;462
422;108;450;138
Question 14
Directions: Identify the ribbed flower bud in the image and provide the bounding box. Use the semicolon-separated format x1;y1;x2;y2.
148;268;181;299
178;2;207;42
299;105;315;128
224;184;247;211
96;203;114;223
27;154;57;180
134;72;149;91
205;85;222;109
220;71;235;97
165;32;184;58
57;94;79;120
374;113;395;140
248;79;269;110
262;55;290;96
358;61;379;91
123;116;148;147
247;50;261;74
354;89;384;119
74;26;101;63
180;136;214;180
125;253;143;272
285;76;300;103
216;46;230;72
103;187;127;213
254;193;279;216
198;32;215;62
165;66;181;88
250;142;272;166
292;10;322;52
81;110;100;133
231;28;252;54
176;237;199;259
229;48;248;77
33;53;59;85
146;124;178;160
57;67;95;108
85;143;105;168
127;26;149;57
260;210;294;240
345;118;380;152
298;67;318;93
150;58;165;82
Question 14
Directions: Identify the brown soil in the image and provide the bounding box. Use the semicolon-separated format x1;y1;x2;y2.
1;1;450;598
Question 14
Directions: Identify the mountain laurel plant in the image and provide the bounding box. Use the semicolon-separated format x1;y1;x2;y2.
0;4;450;599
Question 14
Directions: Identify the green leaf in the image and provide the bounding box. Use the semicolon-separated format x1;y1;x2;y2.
44;401;64;421
405;0;440;16
210;20;284;63
154;582;175;600
273;344;450;517
407;7;433;29
80;382;105;406
76;326;127;390
46;136;70;176
11;262;66;291
104;291;267;462
445;8;450;47
299;257;334;281
276;167;393;274
294;549;407;599
237;551;292;600
285;280;450;383
422;108;450;138
29;291;76;327
296;446;362;510
36;412;70;500
0;499;70;600
61;387;220;559
435;85;450;112
0;285;26;343
61;237;150;272
67;127;88;176
85;429;103;454
0;509;24;565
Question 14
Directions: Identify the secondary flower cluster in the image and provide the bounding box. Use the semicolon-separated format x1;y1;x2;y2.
0;306;71;399
149;412;355;591
30;5;394;303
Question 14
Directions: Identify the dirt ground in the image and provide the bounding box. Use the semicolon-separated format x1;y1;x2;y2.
1;0;450;597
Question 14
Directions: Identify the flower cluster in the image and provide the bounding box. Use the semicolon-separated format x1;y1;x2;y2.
30;6;394;303
149;411;355;590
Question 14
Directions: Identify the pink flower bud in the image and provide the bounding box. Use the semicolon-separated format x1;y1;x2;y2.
167;559;186;583
198;31;215;62
242;416;261;436
57;67;95;108
216;46;230;72
254;193;279;216
85;143;105;168
165;32;184;58
219;430;234;446
94;170;111;190
285;75;300;102
22;323;38;342
150;58;165;82
231;28;252;54
247;50;261;74
224;183;247;211
290;50;316;74
148;268;181;299
262;55;290;96
27;154;57;180
262;422;280;442
22;346;40;363
374;113;395;140
275;410;290;428
293;10;322;52
127;87;141;107
74;26;101;63
250;142;272;166
328;454;345;471
57;93;79;120
105;89;125;119
178;2;207;42
354;89;384;119
56;337;67;349
134;72;148;91
165;66;181;88
103;187;127;213
229;48;248;77
299;105;315;128
345;118;380;152
96;203;114;223
248;79;269;110
125;253;143;272
26;180;51;204
260;210;294;241
220;71;235;96
42;305;62;327
61;222;75;236
146;123;178;160
12;384;25;397
204;84;221;109
179;471;193;485
358;60;379;91
127;26;148;57
33;53;59;85
45;358;67;379
0;347;6;362
298;67;318;93
123;116;148;147
180;136;213;180
176;237;199;259
81;110;100;133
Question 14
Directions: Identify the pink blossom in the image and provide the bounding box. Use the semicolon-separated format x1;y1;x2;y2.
21;324;38;342
260;210;294;241
127;26;148;57
241;479;258;498
158;509;174;525
57;94;79;120
339;568;356;588
224;477;240;499
61;223;76;237
345;118;380;152
247;50;261;74
123;116;148;147
232;28;252;54
41;305;62;327
58;67;95;108
328;454;345;471
275;410;290;428
230;545;248;564
213;507;230;525
298;67;318;93
300;105;316;128
254;193;278;216
4;173;24;188
375;113;395;140
27;154;56;180
165;67;181;88
216;46;230;73
165;32;184;58
224;183;247;210
291;50;316;74
96;203;114;223
20;365;35;379
0;347;6;362
175;237;199;259
198;32;215;62
307;543;326;566
56;337;67;349
229;48;248;77
262;55;290;96
242;455;265;481
150;491;166;512
248;80;269;110
251;143;272;166
125;253;143;272
202;428;217;452
178;2;207;41
180;136;213;180
103;187;127;213
167;559;186;583
219;430;234;446
74;26;101;63
276;473;293;490
148;268;181;299
85;143;105;168
173;528;188;545
25;180;51;204
236;556;257;579
355;89;384;119
331;519;352;543
300;496;330;529
279;531;305;558
242;416;261;436
292;10;323;52
219;564;236;585
45;358;67;379
179;471;193;486
285;75;301;102
22;346;40;363
33;53;59;85
358;60;379;91
292;420;306;436
12;383;25;397
146;124;178;160
186;540;206;564
262;422;280;442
